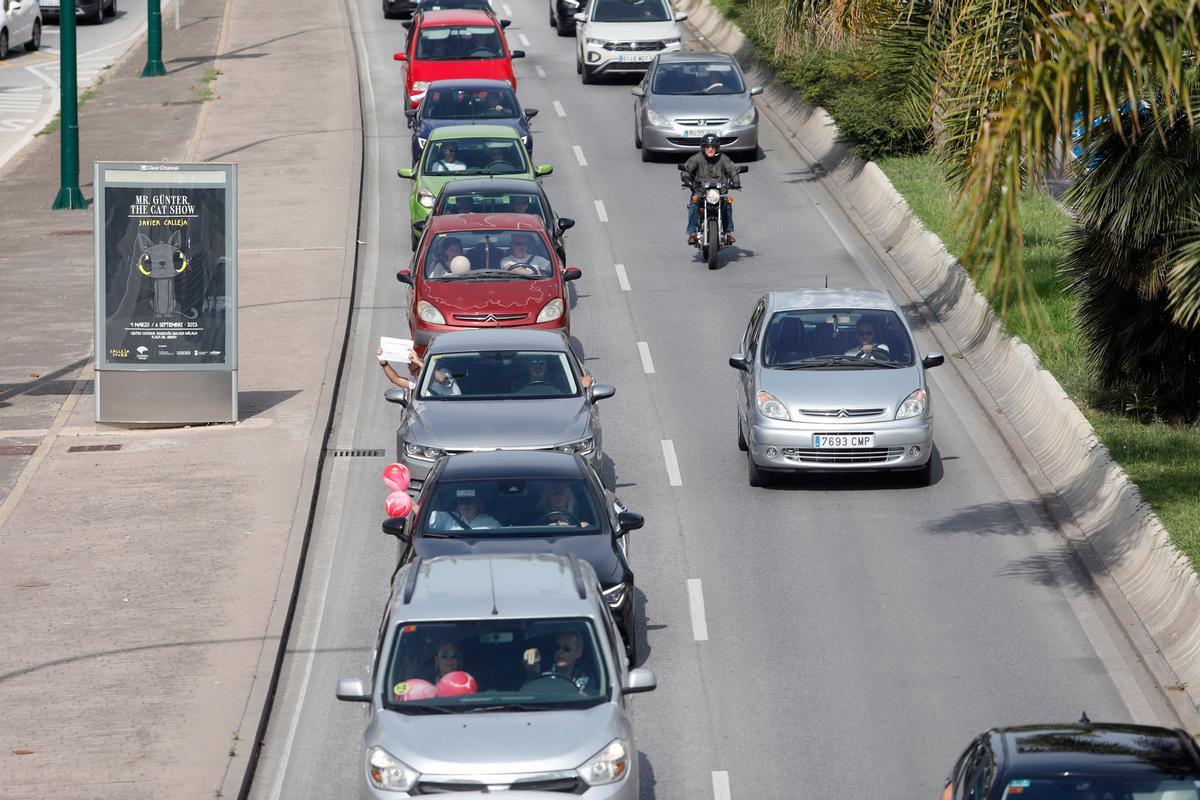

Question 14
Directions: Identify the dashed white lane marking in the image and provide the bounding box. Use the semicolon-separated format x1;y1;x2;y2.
502;3;513;15
535;65;547;78
594;199;607;222
553;100;565;117
687;579;709;641
572;144;587;166
661;439;682;486
613;263;630;291
518;33;531;47
712;770;731;800
637;342;655;374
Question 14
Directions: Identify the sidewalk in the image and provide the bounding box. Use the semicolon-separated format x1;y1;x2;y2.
0;0;360;796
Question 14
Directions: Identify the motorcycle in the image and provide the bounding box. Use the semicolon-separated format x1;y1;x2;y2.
680;162;749;269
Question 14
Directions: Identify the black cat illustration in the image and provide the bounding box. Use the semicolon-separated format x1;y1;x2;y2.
134;229;191;319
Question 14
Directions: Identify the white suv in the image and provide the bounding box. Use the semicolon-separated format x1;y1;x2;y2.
574;0;684;85
0;0;42;60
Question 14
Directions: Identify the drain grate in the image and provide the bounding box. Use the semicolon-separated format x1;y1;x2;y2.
327;448;386;458
67;444;122;453
50;229;92;237
0;445;38;456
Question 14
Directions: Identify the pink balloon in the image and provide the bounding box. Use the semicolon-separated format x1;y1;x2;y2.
393;678;437;702
385;490;413;518
382;463;411;492
436;671;478;697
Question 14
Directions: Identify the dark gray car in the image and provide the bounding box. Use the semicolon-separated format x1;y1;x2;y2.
386;329;614;496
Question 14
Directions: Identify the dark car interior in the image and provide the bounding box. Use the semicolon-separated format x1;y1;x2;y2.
422;351;580;398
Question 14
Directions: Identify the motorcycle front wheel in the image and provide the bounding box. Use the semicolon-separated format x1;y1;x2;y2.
707;218;720;269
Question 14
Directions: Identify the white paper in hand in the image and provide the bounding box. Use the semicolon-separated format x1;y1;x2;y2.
379;336;414;363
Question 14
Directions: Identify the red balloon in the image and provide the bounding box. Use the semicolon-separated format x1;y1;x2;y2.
393;678;437;702
385;490;413;518
436;671;478;697
382;463;411;492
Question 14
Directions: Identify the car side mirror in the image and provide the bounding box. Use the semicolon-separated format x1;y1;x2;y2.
535;164;554;176
616;510;643;531
511;49;526;58
573;12;586;22
397;166;415;179
622;667;657;694
563;267;582;281
673;11;688;20
749;86;763;96
404;108;417;119
401;20;412;29
499;18;511;27
631;87;645;97
728;354;749;371
393;52;407;60
557;217;575;231
413;220;427;231
396;269;414;285
384;387;410;406
737;165;749;174
524;107;539;119
590;382;615;401
382;516;411;541
336;677;371;703
923;352;945;369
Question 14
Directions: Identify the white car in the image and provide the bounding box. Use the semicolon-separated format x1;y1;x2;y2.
0;0;42;60
574;0;684;85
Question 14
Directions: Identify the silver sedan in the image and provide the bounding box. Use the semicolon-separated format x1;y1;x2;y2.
729;288;944;486
632;51;761;161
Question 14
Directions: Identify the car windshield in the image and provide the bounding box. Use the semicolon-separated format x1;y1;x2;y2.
422;137;530;176
421;229;554;278
384;617;609;712
591;0;670;22
423;87;520;120
416;25;503;60
760;309;915;368
441;192;547;224
418;0;491;10
652;62;744;95
999;776;1200;799
420;478;600;534
419;350;579;400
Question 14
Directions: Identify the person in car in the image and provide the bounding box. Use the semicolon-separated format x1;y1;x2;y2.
429;141;467;173
430;492;501;530
486;145;514;171
423;640;465;683
500;233;551;274
683;132;741;246
844;317;891;359
377;346;425;389
536;482;590;527
522;630;596;694
427;237;466;278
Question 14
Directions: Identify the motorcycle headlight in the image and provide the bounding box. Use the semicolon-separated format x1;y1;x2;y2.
602;582;629;608
417;189;436;209
645;107;670;127
555;435;595;456
705;188;721;205
731;104;756;127
404;442;447;460
755;390;790;421
536;297;565;323
896;388;928;420
577;739;630;786
367;747;420;792
416;300;445;324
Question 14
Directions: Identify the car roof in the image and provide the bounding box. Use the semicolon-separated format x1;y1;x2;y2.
767;288;900;314
418;8;498;25
428;123;523;140
996;724;1199;777
425;78;515;92
426;212;549;234
439;177;544;195
656;51;737;65
439;449;588;480
426;328;571;353
391;553;601;620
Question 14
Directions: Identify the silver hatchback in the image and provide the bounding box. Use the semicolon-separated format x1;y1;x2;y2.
729;289;944;486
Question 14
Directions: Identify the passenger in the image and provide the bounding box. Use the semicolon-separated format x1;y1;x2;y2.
537;481;588;527
508;194;532;215
429;141;466;173
431;641;464;681
377;346;425;390
501;233;551;274
523;631;596;694
430;492;501;530
428;237;465;278
844;316;891;359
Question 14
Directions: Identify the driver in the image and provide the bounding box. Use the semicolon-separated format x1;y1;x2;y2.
536;481;589;527
430;490;501;530
522;630;595;694
844;317;891;359
501;232;551;274
682;132;741;246
485;145;512;171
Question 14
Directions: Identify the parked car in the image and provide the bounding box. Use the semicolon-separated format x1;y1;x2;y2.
549;0;586;36
39;0;113;25
728;288;944;486
398;124;553;248
633;51;762;160
427;177;574;262
394;8;524;108
336;553;657;799
406;79;537;163
574;0;684;85
0;0;41;58
396;213;581;351
941;719;1200;800
382;450;642;659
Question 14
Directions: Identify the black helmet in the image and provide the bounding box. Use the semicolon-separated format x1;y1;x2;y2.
701;133;721;154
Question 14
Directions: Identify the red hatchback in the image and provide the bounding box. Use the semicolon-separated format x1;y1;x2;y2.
394;9;525;108
397;213;582;351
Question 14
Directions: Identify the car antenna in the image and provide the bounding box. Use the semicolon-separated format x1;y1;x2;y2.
488;557;499;616
1079;711;1091;725
825;275;829;289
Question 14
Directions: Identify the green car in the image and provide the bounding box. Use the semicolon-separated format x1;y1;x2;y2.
398;124;553;249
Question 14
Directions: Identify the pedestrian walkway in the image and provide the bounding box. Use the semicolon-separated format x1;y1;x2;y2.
0;0;360;796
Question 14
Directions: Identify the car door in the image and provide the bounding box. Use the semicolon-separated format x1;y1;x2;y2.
737;297;767;431
6;0;32;42
951;738;996;800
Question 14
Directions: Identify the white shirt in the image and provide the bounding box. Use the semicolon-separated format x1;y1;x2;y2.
430;159;467;173
428;511;501;531
501;254;552;274
844;343;890;357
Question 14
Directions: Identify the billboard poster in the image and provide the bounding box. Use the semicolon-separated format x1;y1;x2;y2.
95;164;236;370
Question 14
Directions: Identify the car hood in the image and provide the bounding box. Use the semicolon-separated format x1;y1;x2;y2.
418;276;560;316
414;533;623;586
647;92;751;121
367;702;626;776
407;397;590;449
411;59;514;85
755;363;922;414
584;20;679;41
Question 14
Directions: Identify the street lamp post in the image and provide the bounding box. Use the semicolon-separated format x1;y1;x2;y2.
52;0;86;210
141;0;167;77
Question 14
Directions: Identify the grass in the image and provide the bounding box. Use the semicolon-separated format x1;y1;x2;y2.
195;67;221;102
37;74;106;137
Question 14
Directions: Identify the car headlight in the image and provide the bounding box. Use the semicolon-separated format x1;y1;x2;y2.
661;36;681;46
536;297;565;323
577;739;629;786
731;105;756;127
367;747;420;792
416;300;445;325
755;390;790;421
895;388;928;420
404;441;447;460
417;189;435;209
645;107;670;127
521;134;530;146
586;37;608;48
555;435;595;456
417;136;428;148
705;188;721;205
602;582;629;608
411;80;430;93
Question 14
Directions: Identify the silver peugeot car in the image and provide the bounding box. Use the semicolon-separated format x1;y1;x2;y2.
632;51;762;160
386;329;614;496
336;553;657;798
729;289;944;486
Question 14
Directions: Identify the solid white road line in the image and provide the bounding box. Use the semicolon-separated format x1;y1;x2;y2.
687;578;709;641
712;770;731;800
661;439;682;486
519;33;531;47
553;100;566;117
572;144;588;166
613;263;631;291
535;65;547;78
637;341;655;374
594;199;608;222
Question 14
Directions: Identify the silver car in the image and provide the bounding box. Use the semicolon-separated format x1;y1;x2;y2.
336;553;657;799
632;51;762;160
729;289;944;486
386;329;614;495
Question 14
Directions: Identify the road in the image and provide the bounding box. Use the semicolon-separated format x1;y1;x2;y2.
248;0;1181;797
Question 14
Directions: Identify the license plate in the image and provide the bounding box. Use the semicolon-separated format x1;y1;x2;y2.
42;0;60;6
617;53;654;63
684;129;715;139
812;434;875;449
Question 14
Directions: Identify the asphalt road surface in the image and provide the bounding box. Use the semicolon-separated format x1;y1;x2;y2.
248;0;1181;797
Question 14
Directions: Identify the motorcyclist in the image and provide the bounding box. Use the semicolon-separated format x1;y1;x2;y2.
683;132;740;246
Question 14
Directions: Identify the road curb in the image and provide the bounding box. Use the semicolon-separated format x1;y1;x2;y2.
679;0;1200;730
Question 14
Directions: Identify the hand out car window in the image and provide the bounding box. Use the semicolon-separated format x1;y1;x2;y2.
422;478;600;533
652;63;745;95
761;309;915;367
420;351;579;399
417;25;504;60
591;0;670;22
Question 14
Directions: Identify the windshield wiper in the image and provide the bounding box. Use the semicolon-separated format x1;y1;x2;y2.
397;704;458;714
463;703;555;713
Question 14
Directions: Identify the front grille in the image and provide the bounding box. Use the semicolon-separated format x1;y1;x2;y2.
604;40;666;51
415;781;487;794
451;312;528;322
782;447;904;464
674;117;730;127
667;136;737;147
798;407;886;418
512;776;586;793
415;775;584;794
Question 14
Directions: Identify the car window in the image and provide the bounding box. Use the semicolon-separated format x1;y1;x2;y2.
760;308;915;367
384;617;609;711
416;24;504;60
442;192;547;223
423;87;520;120
590;0;670;22
998;776;1200;800
422;137;530;176
421;229;553;277
652;62;744;95
743;298;765;360
420;478;600;534
418;0;491;10
420;350;579;399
